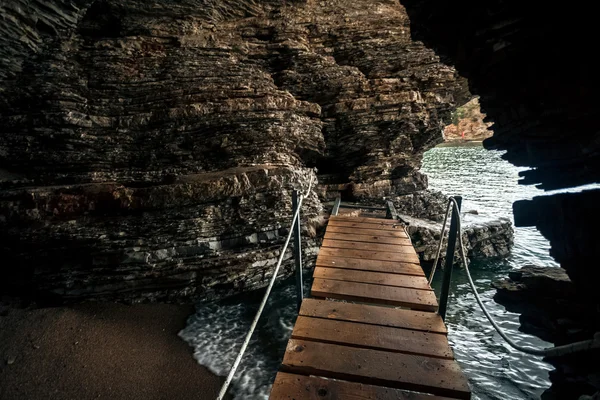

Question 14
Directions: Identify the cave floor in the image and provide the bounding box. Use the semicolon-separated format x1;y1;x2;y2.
0;303;223;400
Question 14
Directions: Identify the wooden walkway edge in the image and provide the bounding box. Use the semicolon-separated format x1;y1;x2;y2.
269;215;471;399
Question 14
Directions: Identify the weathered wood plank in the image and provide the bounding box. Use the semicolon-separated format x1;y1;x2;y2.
311;278;438;311
281;339;471;399
299;298;447;334
324;231;412;246
314;267;431;290
318;247;420;264
328;219;407;232
292;316;453;359
270;372;456;400
316;255;423;276
322;239;415;254
326;225;407;238
330;216;400;225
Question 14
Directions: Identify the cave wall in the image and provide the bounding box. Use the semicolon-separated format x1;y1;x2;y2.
399;0;600;304
399;0;600;190
398;1;600;398
0;0;466;303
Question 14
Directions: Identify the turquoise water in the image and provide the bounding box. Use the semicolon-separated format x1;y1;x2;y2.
181;143;575;399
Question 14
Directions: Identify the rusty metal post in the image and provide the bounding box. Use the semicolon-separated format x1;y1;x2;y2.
292;190;303;311
438;196;462;321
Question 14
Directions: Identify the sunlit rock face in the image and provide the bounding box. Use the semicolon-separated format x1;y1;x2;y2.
0;0;465;302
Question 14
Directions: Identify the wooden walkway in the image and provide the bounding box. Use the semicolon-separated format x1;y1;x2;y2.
270;215;471;399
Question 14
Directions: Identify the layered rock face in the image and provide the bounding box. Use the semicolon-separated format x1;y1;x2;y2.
400;0;600;191
398;1;600;398
394;190;513;263
0;0;466;303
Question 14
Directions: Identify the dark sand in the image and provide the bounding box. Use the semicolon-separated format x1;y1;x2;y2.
0;303;224;400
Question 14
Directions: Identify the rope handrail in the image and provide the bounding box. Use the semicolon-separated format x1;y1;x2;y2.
216;176;315;400
431;197;600;358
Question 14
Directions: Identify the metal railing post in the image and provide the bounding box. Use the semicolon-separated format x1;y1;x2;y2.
385;199;398;220
292;190;303;311
331;194;341;216
438;196;462;321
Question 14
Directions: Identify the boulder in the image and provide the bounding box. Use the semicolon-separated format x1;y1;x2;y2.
400;213;513;263
493;266;600;400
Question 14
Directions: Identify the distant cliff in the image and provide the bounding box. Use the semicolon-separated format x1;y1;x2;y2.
443;98;491;141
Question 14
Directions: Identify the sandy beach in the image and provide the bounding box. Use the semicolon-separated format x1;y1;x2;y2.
0;303;224;400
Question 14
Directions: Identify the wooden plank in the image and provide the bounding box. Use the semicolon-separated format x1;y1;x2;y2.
324;231;412;246
330;216;400;225
318;247;420;264
314;267;431;290
316;255;423;276
323;239;415;254
270;372;456;400
299;298;447;334
291;316;453;359
328;219;407;232
326;225;407;238
281;339;471;399
311;279;438;311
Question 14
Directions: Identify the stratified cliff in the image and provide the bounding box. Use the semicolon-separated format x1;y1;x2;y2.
0;0;466;303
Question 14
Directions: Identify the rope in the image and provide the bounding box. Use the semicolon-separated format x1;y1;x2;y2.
433;197;600;358
216;175;314;400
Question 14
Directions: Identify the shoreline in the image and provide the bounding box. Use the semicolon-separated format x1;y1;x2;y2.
0;302;225;400
437;139;485;147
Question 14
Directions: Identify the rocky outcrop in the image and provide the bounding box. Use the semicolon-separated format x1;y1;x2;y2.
393;189;448;221
493;266;600;399
400;212;513;263
443;98;492;142
493;266;596;345
513;190;600;294
0;0;467;303
392;190;513;263
1;166;322;303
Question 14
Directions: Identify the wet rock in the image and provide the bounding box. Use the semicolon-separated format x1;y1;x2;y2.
400;213;513;263
393;190;448;222
493;266;595;346
493;266;600;400
392;190;513;262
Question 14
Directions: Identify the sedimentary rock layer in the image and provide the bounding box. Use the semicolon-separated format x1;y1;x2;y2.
400;213;513;263
1;166;321;303
0;0;466;302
